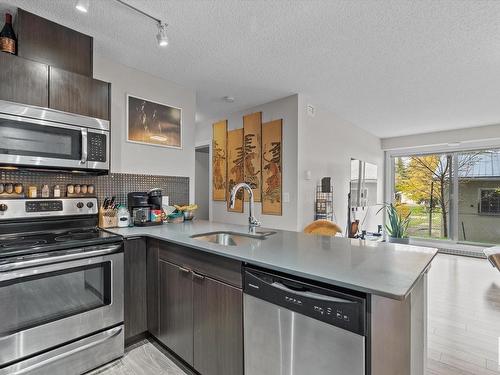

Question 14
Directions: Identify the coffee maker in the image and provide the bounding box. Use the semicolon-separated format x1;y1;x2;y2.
127;189;163;226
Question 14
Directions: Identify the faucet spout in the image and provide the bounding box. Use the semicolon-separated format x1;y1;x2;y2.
229;182;261;229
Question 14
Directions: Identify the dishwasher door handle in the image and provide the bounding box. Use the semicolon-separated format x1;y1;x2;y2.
271;281;356;304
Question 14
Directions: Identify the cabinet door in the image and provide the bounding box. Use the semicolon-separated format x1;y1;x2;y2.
0;53;48;107
158;260;194;365
124;238;147;342
49;67;110;120
17;9;93;77
193;274;243;375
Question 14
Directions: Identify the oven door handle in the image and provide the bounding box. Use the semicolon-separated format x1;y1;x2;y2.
8;326;122;375
0;243;122;275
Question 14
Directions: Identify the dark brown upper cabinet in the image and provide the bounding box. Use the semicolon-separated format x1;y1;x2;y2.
16;9;93;77
49;67;110;120
0;53;48;107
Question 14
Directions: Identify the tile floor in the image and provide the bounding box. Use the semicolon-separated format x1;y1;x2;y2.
88;340;187;375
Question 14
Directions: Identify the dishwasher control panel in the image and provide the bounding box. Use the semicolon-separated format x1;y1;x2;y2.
244;267;366;336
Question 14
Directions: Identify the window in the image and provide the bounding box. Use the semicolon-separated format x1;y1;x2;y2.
479;189;500;214
391;148;500;246
393;153;451;240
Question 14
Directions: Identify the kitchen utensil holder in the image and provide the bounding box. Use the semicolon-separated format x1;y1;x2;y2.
99;208;118;228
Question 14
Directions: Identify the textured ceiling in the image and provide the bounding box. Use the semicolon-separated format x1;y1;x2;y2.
4;0;500;137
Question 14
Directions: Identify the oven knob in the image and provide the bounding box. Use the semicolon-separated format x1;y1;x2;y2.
76;202;84;209
0;204;7;212
86;202;94;208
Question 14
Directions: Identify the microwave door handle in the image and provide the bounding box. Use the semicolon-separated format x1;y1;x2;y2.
81;128;88;164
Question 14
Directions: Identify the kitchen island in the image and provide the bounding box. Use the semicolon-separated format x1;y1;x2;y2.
109;220;437;375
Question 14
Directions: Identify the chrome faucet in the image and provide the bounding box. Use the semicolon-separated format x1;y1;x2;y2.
229;182;261;232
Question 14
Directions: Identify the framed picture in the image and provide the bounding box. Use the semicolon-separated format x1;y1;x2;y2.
212;120;228;201
262;119;283;215
127;94;182;149
243;112;262;202
227;128;244;213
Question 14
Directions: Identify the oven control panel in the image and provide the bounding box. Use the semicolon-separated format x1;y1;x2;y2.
26;200;63;212
0;198;98;220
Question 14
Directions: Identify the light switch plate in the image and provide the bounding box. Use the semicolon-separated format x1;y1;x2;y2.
283;192;290;203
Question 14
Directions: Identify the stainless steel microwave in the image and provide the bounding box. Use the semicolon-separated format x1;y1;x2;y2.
0;100;109;173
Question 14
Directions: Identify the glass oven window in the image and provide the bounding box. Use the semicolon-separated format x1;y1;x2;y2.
0;119;81;160
0;262;111;335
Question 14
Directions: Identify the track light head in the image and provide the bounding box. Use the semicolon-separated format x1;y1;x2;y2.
75;0;90;13
156;22;169;47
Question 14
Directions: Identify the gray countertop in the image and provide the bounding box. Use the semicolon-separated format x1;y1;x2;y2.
107;220;437;300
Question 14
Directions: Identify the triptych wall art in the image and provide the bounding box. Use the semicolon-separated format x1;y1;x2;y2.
211;112;283;216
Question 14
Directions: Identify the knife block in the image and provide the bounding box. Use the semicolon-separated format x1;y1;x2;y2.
99;208;118;228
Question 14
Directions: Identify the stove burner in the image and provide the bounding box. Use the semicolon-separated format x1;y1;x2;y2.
0;239;48;249
54;231;99;242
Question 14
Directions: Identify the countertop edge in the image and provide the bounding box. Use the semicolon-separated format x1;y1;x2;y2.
114;228;437;301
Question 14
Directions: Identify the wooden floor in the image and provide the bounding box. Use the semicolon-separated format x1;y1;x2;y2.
427;253;500;375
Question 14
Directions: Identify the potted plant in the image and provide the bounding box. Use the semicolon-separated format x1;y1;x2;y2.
377;203;411;244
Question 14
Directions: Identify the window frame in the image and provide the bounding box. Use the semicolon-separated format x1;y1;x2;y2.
478;187;500;215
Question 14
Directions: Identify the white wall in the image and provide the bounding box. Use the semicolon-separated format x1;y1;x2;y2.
93;53;197;202
195;149;210;220
196;94;384;233
297;96;384;232
196;95;299;231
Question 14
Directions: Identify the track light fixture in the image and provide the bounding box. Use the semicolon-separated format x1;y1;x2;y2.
75;0;169;47
156;22;169;47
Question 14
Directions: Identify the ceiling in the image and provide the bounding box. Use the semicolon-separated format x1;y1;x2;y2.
5;0;500;138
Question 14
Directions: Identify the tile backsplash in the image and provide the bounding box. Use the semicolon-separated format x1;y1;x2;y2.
0;170;189;207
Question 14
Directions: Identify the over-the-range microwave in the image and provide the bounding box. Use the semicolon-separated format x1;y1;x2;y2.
0;100;109;173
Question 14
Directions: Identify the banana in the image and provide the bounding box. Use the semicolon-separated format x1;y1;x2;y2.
174;204;198;212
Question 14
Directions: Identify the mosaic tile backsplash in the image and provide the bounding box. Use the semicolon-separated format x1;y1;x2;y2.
0;170;189;207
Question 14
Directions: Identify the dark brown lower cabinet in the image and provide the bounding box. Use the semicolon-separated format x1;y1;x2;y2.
158;260;194;366
124;238;147;342
155;242;244;375
193;274;244;375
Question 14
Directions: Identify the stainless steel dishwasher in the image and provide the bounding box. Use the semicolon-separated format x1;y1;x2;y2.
244;266;367;375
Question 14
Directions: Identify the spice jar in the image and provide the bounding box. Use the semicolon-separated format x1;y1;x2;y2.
28;186;37;198
14;183;23;194
88;185;95;195
74;185;81;194
41;185;50;198
81;184;88;194
5;183;13;194
67;184;74;195
53;185;61;198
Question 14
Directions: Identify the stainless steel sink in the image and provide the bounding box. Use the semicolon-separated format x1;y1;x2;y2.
190;231;276;246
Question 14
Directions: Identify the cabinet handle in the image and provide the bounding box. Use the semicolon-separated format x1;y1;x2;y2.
192;272;205;280
179;266;191;274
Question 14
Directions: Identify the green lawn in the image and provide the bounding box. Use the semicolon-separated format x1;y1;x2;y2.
405;204;445;239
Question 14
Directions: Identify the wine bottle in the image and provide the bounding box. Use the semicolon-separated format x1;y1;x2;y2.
0;13;16;55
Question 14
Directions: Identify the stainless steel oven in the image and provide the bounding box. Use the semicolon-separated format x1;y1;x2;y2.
0;243;124;374
0;100;109;172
